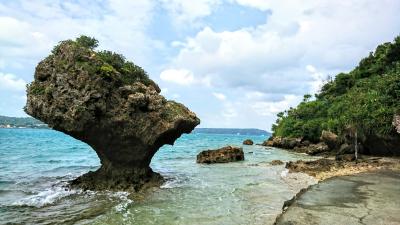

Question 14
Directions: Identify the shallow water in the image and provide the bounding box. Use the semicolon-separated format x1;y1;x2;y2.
276;171;400;225
0;129;315;225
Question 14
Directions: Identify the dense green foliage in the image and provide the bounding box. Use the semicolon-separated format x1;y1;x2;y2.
272;36;400;142
51;35;151;86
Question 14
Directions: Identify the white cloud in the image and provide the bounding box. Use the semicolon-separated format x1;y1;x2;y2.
0;73;26;91
168;1;400;94
160;88;169;94
212;92;226;101
250;95;302;116
0;0;160;72
172;93;181;99
306;65;327;94
160;0;221;26
160;68;195;85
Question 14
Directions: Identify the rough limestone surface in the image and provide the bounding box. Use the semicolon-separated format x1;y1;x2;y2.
196;146;244;164
293;142;329;155
320;130;340;150
25;38;200;191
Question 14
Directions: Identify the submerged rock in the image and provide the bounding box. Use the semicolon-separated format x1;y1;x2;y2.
25;36;200;191
270;160;284;165
243;139;254;145
196;146;244;164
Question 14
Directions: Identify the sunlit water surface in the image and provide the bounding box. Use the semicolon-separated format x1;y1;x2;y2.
0;129;315;225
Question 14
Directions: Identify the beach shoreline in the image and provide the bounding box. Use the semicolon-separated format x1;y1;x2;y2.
274;156;400;224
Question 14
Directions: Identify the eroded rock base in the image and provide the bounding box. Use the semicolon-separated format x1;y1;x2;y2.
70;166;164;191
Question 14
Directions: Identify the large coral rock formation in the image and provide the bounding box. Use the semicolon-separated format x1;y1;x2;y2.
196;146;244;164
25;36;200;191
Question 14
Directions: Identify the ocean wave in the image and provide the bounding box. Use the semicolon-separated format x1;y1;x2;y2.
160;176;189;189
11;185;81;208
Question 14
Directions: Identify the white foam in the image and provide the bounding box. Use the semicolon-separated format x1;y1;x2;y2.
280;169;289;178
12;185;80;208
160;179;183;189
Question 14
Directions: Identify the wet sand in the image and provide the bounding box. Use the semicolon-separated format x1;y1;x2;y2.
275;171;400;225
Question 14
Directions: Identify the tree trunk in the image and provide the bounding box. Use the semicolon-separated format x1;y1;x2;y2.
355;129;358;160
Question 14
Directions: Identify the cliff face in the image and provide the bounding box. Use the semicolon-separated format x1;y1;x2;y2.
25;36;200;191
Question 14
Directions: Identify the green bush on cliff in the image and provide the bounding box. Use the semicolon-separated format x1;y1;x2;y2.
272;36;400;142
50;35;150;85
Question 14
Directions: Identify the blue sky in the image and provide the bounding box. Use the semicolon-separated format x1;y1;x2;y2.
0;0;399;130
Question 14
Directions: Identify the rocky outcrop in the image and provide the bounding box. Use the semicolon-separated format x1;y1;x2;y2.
196;146;244;164
262;136;330;155
285;157;400;181
320;130;340;150
360;133;400;156
243;139;254;145
263;136;302;149
293;142;329;155
25;37;200;191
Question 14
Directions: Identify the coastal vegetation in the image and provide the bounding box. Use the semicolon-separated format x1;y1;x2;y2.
272;36;400;146
0;115;46;128
28;35;157;98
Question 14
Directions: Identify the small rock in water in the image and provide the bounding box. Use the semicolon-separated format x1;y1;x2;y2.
270;160;284;165
196;146;244;164
243;139;254;145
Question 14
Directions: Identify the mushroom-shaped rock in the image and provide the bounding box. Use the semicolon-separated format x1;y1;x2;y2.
25;36;200;191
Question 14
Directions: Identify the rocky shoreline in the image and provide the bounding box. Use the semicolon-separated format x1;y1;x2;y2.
273;156;400;224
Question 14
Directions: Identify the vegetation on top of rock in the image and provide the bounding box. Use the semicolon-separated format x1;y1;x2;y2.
272;36;400;144
42;35;155;90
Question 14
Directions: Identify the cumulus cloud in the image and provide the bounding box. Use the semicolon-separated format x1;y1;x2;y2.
160;69;195;85
160;0;221;26
0;73;26;91
160;0;400;129
212;92;226;101
0;0;160;72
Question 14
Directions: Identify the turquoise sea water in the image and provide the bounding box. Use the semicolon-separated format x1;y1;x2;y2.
0;129;316;225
